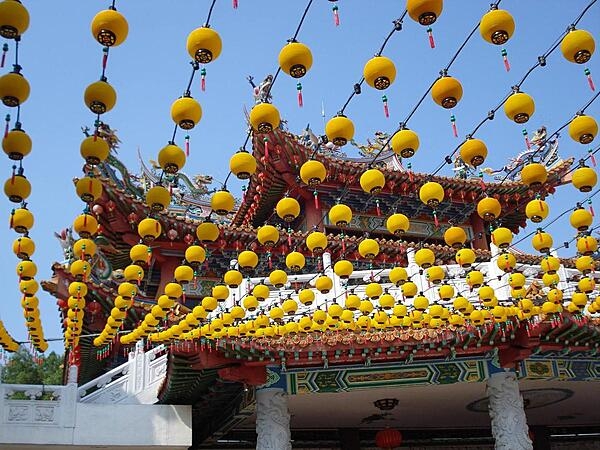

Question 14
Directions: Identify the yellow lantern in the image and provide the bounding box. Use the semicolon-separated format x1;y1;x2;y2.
253;283;270;301
211;189;235;216
345;294;360;311
328;203;352;227
532;230;553;253
0;71;29;107
415;248;435;268
257;225;279;247
569;114;597;144
91;8;128;46
0;0;29;38
460;138;488;167
238;250;259;271
479;7;515;45
243;295;259;312
80;136;109;165
365;282;383;300
572;292;589;309
477;197;502;221
285;251;306;272
547;288;563;305
170;96;202;130
334;259;353;279
269;269;288;288
282;297;298;315
358;238;379;259
75;176;102;202
146;185;171;212
431;76;463;109
137;217;161;243
359;299;374;316
224;269;243;288
10;207;33;234
540;256;560;274
560;28;595;64
391;128;419;158
306;231;327;254
315;276;333;294
504;91;535;124
512;287;527;301
578;277;596;294
249;102;280;133
158;143;186;174
426;265;445;284
407;0;443;25
269;306;285;323
386;213;410;236
3;128;32;160
84;79;116;114
230;150;257;180
572;165;597;193
419;181;444;208
117;281;137;300
466;270;484;289
542;272;560;287
444;226;467;249
129;243;150;266
389;266;408;286
452;296;470;314
300;159;326;186
363;56;396;90
186;27;222;63
455;248;476;268
124;264;145;284
212;284;229;301
360;168;385;194
325;115;354;147
4;173;31;203
497;252;516;273
196;220;220;242
491;227;513;249
73;213;98;239
570;207;593;232
13;235;35;259
577;235;598;256
298;289;315;306
413;295;429;312
278;40;313;78
508;272;526;289
525;198;549;223
165;282;183;300
70;259;91;281
276;197;300;222
576;255;595;274
520;163;547;188
16;260;36;280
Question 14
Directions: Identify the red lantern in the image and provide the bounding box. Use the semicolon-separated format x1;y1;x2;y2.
375;429;402;449
92;204;104;216
86;301;102;316
106;200;116;212
56;298;68;309
128;212;138;225
184;233;194;245
167;229;178;241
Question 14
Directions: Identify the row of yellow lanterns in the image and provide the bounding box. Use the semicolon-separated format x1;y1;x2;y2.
0;0;48;353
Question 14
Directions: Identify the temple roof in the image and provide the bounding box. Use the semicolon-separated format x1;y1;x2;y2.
231;129;574;230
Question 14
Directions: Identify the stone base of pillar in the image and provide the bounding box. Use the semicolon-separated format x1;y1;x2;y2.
256;388;292;450
487;371;533;450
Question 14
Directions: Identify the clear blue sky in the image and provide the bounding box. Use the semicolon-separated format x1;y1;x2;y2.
0;1;598;353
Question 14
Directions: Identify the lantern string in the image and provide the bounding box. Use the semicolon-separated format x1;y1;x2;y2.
204;0;218;27
428;0;599;178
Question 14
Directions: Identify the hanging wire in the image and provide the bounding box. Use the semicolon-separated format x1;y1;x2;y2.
204;0;218;27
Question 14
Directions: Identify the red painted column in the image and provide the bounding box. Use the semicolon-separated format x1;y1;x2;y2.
155;255;180;299
470;212;489;250
304;196;323;231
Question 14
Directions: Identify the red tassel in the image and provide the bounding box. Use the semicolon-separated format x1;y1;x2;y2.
539;200;544;211
0;44;7;68
427;28;435;49
523;129;531;149
185;135;190;157
332;5;339;26
342;237;346;254
200;68;206;92
450;114;457;137
382;95;389;118
433;212;439;228
287;230;292;247
501;49;510;72
264;138;269;159
297;82;303;108
376;200;381;217
585;68;595;91
182;291;186;304
4;117;9;138
233;0;238;8
590;153;597;167
268;254;272;269
589;204;595;217
313;191;319;209
147;248;152;265
479;177;486;191
102;48;108;70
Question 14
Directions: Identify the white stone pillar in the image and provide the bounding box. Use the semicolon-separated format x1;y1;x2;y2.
487;371;532;450
256;388;292;450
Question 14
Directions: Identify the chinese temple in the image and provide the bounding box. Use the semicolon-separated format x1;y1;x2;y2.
1;1;600;450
